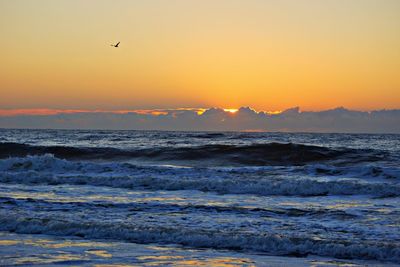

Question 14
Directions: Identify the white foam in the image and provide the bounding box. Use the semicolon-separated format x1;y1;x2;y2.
0;155;399;197
303;164;400;180
0;212;398;263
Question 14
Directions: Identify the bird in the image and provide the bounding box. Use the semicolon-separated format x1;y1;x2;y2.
111;42;120;48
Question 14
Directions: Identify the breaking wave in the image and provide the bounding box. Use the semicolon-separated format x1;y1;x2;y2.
0;155;399;197
0;142;386;166
0;212;399;262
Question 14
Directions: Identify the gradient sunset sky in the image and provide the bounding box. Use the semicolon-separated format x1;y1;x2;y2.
1;0;399;112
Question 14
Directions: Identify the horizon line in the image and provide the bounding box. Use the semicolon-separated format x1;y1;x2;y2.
0;106;399;117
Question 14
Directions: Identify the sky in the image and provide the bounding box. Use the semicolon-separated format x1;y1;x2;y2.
1;0;400;112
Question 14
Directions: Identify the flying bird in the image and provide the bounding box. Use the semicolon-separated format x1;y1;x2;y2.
111;42;120;48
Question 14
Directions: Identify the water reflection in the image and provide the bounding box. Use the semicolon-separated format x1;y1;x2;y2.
15;253;85;265
0;232;380;267
86;249;113;258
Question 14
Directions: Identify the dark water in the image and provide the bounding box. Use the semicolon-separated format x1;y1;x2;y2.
0;129;399;265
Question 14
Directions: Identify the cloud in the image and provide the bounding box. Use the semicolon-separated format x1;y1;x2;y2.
0;107;399;133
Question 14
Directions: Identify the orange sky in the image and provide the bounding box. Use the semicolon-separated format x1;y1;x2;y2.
1;0;399;111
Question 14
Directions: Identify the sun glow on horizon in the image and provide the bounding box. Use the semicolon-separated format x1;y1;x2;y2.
223;109;239;114
265;110;283;115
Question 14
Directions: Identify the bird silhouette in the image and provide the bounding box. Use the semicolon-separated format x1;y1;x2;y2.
111;42;120;48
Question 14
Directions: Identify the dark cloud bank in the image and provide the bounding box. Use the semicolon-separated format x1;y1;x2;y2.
1;107;399;133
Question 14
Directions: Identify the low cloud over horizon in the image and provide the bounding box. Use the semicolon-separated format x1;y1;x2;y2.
0;107;399;134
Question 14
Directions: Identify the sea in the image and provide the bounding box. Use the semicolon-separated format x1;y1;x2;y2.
0;129;399;266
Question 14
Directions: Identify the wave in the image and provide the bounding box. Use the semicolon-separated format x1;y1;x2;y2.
0;212;399;262
1;153;397;180
2;171;397;197
192;133;226;138
0;196;361;220
0;142;386;166
1;155;398;197
303;164;400;180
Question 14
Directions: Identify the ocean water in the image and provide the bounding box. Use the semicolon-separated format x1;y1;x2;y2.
0;129;399;266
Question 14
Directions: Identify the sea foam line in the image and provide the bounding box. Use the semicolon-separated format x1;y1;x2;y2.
0;155;399;197
0;212;399;263
1;170;399;197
